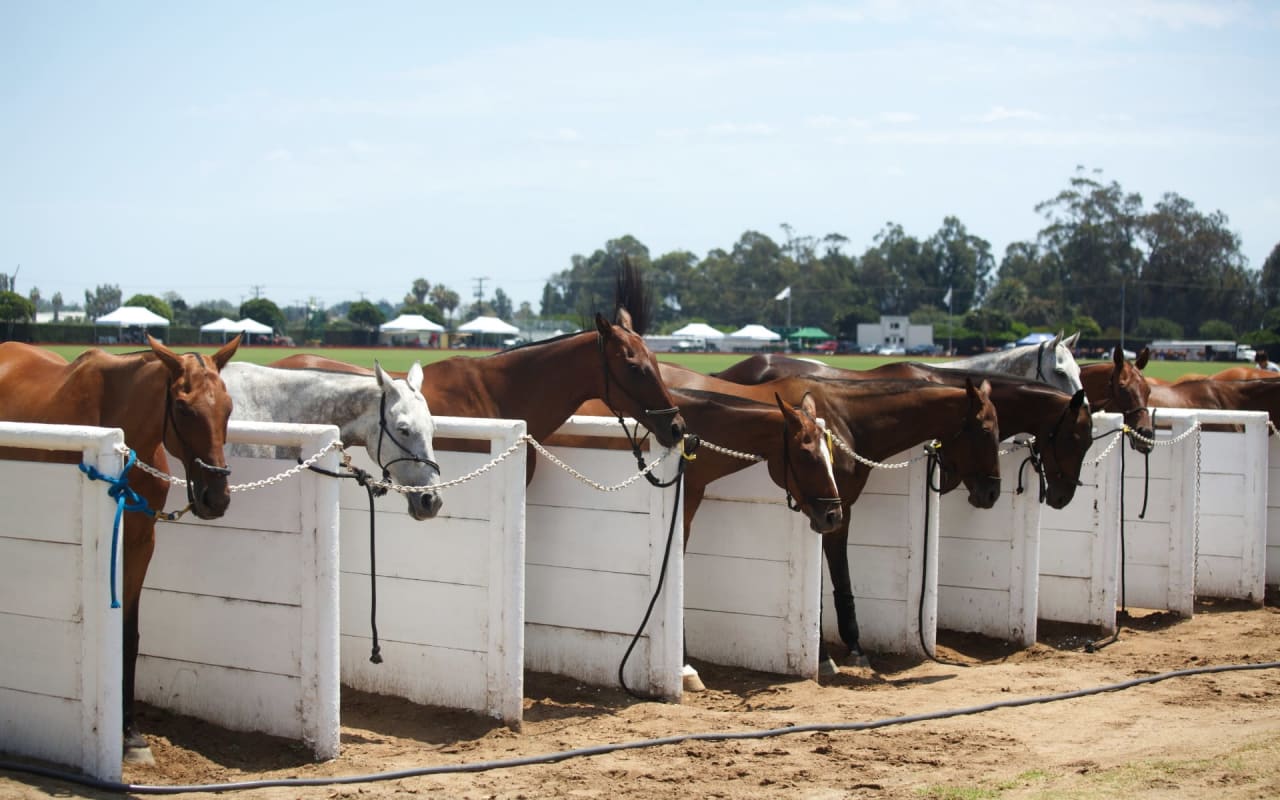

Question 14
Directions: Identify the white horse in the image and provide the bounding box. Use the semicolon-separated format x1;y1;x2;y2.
220;361;443;519
940;332;1084;399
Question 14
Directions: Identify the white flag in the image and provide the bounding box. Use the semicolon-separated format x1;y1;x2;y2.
942;287;953;306
774;286;791;301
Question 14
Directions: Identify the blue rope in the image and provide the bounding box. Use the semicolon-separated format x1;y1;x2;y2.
79;450;155;609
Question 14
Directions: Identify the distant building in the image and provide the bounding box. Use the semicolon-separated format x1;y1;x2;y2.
856;315;934;351
36;310;87;323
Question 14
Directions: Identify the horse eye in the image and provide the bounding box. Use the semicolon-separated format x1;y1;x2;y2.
397;422;411;435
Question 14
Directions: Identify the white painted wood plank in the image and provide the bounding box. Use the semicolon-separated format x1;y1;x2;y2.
146;524;302;605
524;564;650;635
0;538;81;621
0;613;80;699
339;572;488;653
134;656;303;740
339;636;490;714
139;589;301;676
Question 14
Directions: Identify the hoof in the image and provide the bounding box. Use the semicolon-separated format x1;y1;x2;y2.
681;664;706;693
818;657;840;677
123;744;155;766
842;651;871;669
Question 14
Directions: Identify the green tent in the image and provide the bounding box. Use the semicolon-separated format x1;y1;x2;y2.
787;326;831;340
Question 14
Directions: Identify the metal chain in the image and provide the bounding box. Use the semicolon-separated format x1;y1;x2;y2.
830;431;932;470
370;436;531;494
1000;436;1036;457
524;436;679;492
1090;430;1127;465
1125;420;1201;449
697;438;764;463
229;440;345;492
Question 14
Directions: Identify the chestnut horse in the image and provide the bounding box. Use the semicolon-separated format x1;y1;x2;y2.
715;354;1092;509
658;362;1002;663
269;312;686;480
1079;347;1156;454
0;335;239;762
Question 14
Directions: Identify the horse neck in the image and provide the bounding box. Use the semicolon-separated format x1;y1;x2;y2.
984;383;1060;438
678;394;780;460
830;384;971;459
96;354;171;454
259;368;382;445
469;332;603;438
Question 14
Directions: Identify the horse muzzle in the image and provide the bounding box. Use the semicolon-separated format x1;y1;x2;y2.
190;478;231;519
808;499;844;534
407;489;443;520
1130;426;1155;454
967;476;1001;509
645;408;687;448
1044;482;1076;510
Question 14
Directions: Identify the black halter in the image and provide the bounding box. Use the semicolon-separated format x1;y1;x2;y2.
374;391;441;493
781;413;841;515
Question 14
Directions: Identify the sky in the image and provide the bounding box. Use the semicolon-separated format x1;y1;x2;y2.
3;1;1278;316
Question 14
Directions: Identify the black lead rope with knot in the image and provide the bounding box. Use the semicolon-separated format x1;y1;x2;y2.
616;433;698;700
305;455;389;664
1015;443;1047;503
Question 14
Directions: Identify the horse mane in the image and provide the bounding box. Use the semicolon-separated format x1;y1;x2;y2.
922;366;1068;398
614;257;653;335
672;386;773;411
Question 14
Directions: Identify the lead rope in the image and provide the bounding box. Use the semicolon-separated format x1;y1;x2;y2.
617;451;687;699
305;456;386;664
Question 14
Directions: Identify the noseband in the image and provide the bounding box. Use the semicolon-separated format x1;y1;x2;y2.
781;415;841;516
374;392;441;494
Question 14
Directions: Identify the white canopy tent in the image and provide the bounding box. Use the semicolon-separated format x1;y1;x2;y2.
727;324;781;341
380;313;445;346
199;316;273;344
94;306;170;344
199;317;238;334
457;315;520;348
670;322;725;340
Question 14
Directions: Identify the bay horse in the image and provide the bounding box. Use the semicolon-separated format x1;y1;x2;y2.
1207;366;1279;381
0;335;240;762
1079;347;1156;453
659;362;1002;664
715;354;1092;509
219;361;443;518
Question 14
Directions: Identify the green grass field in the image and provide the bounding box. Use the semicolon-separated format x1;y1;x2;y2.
39;342;1225;382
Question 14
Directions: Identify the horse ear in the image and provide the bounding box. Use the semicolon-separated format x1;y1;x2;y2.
800;391;818;418
148;335;182;374
1050;331;1063;347
1135;347;1150;370
1113;346;1125;367
774;392;798;422
211;334;240;370
1070;389;1087;410
594;312;614;340
373;361;390;388
615;306;634;333
1063;332;1080;348
407;362;424;393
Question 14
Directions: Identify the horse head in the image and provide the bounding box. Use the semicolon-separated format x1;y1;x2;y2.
935;378;1002;508
372;361;443;520
595;309;687;447
1043;331;1087;400
149;334;239;520
1036;388;1092;509
1105;346;1154;454
772;392;842;534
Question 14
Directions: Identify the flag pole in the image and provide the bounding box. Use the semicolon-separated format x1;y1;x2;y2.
946;287;953;356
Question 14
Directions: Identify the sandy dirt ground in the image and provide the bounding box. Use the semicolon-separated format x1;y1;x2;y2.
3;598;1279;800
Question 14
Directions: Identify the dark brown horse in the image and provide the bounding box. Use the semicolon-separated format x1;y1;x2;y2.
1079;347;1156;453
715;354;1092;509
0;335;240;761
658;362;1002;662
570;388;844;539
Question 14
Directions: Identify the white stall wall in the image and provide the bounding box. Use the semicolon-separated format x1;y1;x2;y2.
1191;410;1268;603
937;446;1042;647
684;461;823;679
139;422;341;760
0;424;124;781
1038;414;1124;631
339;417;526;727
1269;435;1280;590
1117;410;1198;616
524;417;684;700
824;453;938;657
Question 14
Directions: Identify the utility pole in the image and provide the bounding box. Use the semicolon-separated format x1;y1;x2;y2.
250;284;264;299
473;276;489;313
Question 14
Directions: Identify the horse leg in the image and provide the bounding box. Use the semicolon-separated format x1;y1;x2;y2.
679;482;706;693
821;520;868;669
121;516;156;764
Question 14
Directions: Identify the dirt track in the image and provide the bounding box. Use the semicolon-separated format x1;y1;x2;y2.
4;599;1279;800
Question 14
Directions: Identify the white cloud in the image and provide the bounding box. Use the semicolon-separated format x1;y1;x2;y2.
707;122;777;137
878;111;919;125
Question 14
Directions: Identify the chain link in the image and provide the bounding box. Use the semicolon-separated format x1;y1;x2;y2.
229;440;345;492
1090;430;1127;465
697;438;764;463
369;436;531;494
829;431;932;470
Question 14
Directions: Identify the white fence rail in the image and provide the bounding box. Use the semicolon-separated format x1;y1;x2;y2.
140;421;341;760
339;417;526;727
0;423;124;781
685;462;823;679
